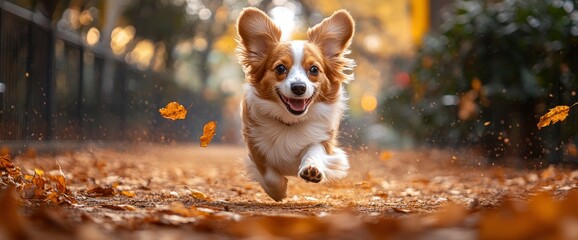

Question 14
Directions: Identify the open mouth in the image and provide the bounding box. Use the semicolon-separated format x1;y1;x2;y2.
276;90;314;115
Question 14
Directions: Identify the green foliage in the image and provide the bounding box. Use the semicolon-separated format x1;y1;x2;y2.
395;0;578;159
417;0;578;98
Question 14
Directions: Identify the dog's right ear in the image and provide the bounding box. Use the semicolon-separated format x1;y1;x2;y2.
236;8;281;76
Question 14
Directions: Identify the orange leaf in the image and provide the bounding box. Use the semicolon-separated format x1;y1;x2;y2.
537;105;571;129
101;204;137;211
121;190;136;198
379;151;393;161
190;189;211;201
32;174;45;191
86;185;115;197
1;155;22;180
200;121;217;147
34;168;44;176
53;175;67;193
46;192;59;204
159;102;187;120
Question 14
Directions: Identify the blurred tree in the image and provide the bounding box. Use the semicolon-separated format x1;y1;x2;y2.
120;0;273;87
406;0;578;164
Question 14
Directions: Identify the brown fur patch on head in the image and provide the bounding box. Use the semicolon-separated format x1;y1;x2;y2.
251;43;294;102
301;42;341;104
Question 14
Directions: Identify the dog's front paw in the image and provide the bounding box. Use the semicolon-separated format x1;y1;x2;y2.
299;165;323;183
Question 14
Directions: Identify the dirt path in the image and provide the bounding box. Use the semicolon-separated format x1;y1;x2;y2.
1;143;578;239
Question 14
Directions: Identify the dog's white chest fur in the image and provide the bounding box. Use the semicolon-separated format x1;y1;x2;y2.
243;84;345;175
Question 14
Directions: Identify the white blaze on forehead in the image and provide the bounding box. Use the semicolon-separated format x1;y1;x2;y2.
290;41;305;66
287;41;307;83
277;40;314;98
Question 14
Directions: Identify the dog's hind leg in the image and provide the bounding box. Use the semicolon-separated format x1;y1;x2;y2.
260;168;288;201
245;158;288;201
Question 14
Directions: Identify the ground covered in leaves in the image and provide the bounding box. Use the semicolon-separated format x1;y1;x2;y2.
1;143;578;239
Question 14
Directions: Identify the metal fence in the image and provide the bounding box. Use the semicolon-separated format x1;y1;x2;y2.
0;1;200;142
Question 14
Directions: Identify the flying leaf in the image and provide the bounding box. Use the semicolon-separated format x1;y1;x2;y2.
200;121;217;147
159;102;187;120
537;105;570;129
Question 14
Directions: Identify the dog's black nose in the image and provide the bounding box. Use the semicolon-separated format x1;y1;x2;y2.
290;82;307;96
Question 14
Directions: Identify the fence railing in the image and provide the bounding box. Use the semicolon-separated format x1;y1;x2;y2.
0;1;200;142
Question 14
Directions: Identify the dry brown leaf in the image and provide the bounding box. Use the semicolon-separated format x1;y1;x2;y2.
1;155;22;180
46;192;59;204
20;183;40;199
121;190;136;198
101;204;137;211
32;172;45;192
537;105;574;129
190;189;211;201
200;121;217;147
159;102;187;120
45;191;76;205
393;208;411;214
86;185;115;197
163;202;210;218
53;175;67;193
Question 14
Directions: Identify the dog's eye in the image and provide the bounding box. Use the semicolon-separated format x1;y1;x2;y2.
309;66;319;76
275;64;287;75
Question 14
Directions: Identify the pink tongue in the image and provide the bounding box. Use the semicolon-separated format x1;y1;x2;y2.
288;98;307;111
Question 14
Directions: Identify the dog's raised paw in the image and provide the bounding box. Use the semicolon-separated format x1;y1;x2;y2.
299;166;323;183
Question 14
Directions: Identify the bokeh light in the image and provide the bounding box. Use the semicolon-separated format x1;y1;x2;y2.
110;26;136;55
86;27;100;46
126;40;155;70
361;94;378;112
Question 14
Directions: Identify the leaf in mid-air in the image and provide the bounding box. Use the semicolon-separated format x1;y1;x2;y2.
200;121;217;147
537;105;571;129
159;102;187;120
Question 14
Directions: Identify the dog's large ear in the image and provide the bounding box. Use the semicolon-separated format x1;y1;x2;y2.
307;10;354;59
236;8;281;75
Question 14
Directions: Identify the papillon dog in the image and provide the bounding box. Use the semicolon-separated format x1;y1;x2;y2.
236;7;355;201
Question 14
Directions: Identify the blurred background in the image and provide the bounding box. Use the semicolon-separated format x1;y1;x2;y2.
1;0;577;165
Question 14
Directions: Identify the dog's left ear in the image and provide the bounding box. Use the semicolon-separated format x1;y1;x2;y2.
307;10;355;58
